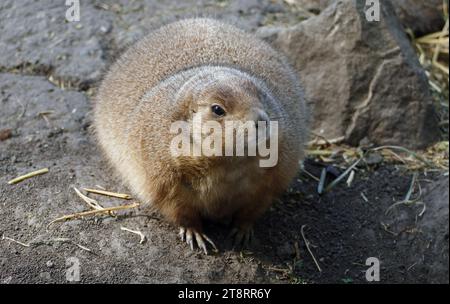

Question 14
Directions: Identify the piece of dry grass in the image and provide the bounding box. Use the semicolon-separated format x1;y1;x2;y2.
1;235;92;252
1;235;30;247
307;134;345;146
7;168;49;185
346;170;355;187
317;168;327;194
323;156;364;193
120;226;146;244
414;19;449;79
307;134;448;174
300;225;322;272
37;111;54;127
302;168;320;182
83;188;132;200
307;138;448;194
385;173;426;217
30;238;92;252
360;192;369;203
74;186;119;217
73;187;105;210
47;202;140;229
371;146;435;168
412;7;449;136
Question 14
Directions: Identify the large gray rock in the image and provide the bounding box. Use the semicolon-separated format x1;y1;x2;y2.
257;0;440;149
289;0;446;36
287;0;334;14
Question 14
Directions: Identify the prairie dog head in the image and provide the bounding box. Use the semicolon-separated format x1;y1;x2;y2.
170;67;279;167
178;69;268;121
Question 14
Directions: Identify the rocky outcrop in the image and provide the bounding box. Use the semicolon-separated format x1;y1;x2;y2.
290;0;446;36
258;0;440;149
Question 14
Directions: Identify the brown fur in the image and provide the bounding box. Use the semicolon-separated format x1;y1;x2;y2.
94;18;309;238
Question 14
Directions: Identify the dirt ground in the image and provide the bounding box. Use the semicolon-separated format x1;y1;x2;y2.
0;0;448;284
1;121;448;283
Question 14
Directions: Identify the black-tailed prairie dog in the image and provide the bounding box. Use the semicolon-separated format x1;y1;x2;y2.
94;18;309;254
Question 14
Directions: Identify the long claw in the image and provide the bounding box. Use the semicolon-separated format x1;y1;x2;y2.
178;226;218;254
202;233;218;252
179;227;186;242
186;229;194;250
194;232;208;255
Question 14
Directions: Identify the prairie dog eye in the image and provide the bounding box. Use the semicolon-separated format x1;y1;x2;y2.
211;104;226;116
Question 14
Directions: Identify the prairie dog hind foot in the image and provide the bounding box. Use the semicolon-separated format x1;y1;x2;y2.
228;226;254;249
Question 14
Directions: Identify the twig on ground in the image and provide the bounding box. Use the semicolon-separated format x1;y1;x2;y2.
294;241;301;260
83;188;132;200
120;226;146;244
372;146;434;168
47;202;140;229
346;170;355;187
380;222;397;236
302;168;320;182
317;168;327;194
360;192;369;203
1;235;30;247
1;235;92;252
324;156;364;193
30;238;92;252
386;173;426;217
308;134;345;146
7;168;49;185
73;187;104;210
300;225;322;272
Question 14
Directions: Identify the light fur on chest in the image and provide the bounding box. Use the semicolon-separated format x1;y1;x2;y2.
192;162;263;217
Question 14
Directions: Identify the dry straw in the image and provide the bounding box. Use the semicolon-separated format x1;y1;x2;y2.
7;168;49;185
